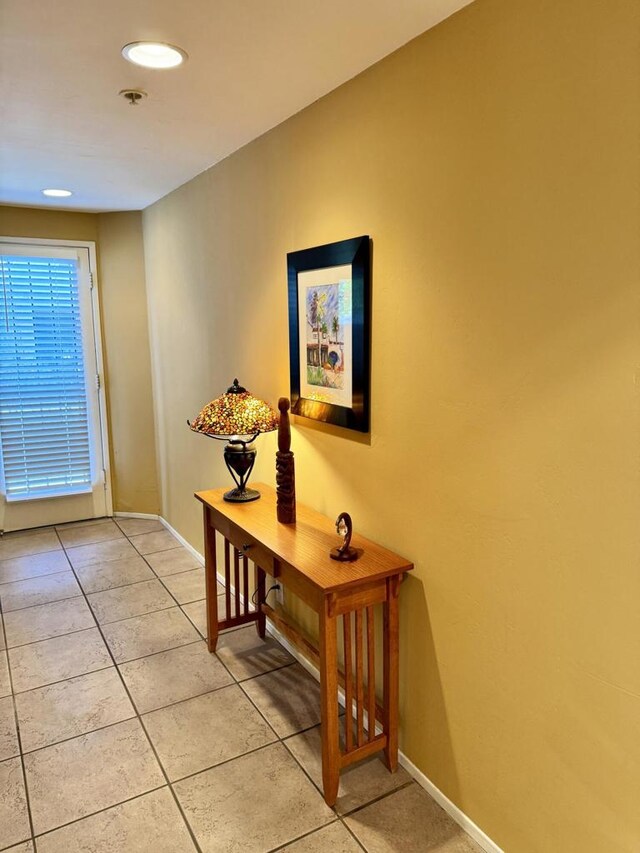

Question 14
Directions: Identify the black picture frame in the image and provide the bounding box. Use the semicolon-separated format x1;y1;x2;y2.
287;235;370;432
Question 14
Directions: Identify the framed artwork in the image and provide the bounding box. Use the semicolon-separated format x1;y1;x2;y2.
287;235;370;432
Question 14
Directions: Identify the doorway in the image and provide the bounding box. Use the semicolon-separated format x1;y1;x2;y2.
0;239;112;532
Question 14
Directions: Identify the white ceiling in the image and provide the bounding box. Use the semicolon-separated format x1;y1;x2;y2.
0;0;473;212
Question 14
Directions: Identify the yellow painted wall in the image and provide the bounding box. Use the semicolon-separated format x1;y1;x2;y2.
141;0;640;850
97;212;160;513
0;205;160;514
0;205;98;243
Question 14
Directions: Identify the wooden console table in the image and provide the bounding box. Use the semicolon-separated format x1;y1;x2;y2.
195;483;413;806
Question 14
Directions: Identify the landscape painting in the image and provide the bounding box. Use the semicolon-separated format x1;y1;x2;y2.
296;265;353;411
305;282;345;391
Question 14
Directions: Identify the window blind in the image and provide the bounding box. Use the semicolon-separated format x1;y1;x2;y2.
0;254;93;500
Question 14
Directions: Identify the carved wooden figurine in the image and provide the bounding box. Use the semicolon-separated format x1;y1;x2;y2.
330;512;359;561
276;397;296;523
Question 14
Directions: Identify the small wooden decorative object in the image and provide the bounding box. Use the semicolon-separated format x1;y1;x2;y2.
330;512;360;561
276;397;296;524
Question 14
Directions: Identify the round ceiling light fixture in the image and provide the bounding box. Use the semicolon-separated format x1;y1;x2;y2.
121;41;187;69
42;189;73;198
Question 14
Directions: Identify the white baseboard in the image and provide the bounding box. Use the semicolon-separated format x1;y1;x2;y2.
396;752;503;853
156;514;502;853
265;620;502;853
155;515;204;566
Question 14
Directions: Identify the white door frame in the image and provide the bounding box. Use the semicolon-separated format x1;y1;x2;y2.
0;235;114;520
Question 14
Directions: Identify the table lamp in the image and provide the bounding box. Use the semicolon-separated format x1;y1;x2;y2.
188;379;279;502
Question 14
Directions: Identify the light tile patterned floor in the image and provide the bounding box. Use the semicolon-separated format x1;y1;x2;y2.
0;518;482;852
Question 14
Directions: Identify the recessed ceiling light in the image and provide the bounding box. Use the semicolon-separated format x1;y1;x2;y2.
42;189;72;198
121;41;187;69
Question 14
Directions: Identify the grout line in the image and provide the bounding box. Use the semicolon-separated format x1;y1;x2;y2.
17;705;138;758
30;783;168;843
165;595;208;606
161;548;349;833
339;779;416;819
130;678;238;718
84;602;188;629
0;580;37;846
113;513;160;521
2;589;83;615
105;620;246;667
52;525;205;853
264;825;330;853
212;655;341;825
0;567;74;588
192;555;400;843
138;548;202;576
79;574;175;595
107;638;200;667
180;600;248;640
152;604;336;821
279;731;341;804
156;564;205;578
265;816;369;853
92;602;179;627
0;527;57;537
113;518;162;530
127;721;203;849
4;622;99;652
10;661;114;697
54;517;115;529
113;637;203;667
4;548;202;627
3;521;399;851
117;713;205;853
161;738;280;788
265;820;341;852
126;539;184;555
234;659;298;684
125;560;186;615
265;744;340;842
340;819;369;851
105;526;207;853
236;663;323;725
150;590;281;849
62;539;129;555
0;546;64;562
59;534;125;548
151;569;204;579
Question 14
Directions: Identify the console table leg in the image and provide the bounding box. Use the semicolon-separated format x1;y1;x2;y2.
203;508;219;653
256;567;266;638
383;575;401;771
319;600;340;806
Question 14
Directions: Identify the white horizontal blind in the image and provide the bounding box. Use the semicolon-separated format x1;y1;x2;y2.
0;254;93;500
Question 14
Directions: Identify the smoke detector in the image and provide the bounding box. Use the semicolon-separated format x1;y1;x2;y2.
119;88;147;106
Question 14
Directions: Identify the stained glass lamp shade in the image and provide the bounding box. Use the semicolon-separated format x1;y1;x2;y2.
188;379;278;502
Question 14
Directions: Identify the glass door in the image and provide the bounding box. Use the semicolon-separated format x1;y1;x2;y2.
0;240;111;531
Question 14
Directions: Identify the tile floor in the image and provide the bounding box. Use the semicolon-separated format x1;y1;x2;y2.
0;517;481;852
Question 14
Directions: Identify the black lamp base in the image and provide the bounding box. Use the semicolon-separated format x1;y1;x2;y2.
223;442;261;503
223;486;260;503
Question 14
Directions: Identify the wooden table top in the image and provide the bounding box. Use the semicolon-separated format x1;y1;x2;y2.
195;484;413;594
